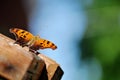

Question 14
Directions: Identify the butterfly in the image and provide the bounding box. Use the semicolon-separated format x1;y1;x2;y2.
9;28;57;52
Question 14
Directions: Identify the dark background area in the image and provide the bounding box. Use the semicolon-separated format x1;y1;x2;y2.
0;0;28;37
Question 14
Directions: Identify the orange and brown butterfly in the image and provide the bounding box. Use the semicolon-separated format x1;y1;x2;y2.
9;28;57;51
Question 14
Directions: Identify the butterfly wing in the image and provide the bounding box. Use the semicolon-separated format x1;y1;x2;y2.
29;37;57;51
9;28;34;46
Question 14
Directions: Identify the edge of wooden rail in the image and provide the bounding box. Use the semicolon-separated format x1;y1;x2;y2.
0;33;64;80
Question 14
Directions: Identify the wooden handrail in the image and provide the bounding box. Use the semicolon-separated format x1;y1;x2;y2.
0;34;63;80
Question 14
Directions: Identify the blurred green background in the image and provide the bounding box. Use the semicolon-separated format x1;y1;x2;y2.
81;0;120;80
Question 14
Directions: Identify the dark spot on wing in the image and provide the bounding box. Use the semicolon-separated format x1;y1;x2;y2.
47;41;50;44
39;43;42;45
23;35;26;38
19;36;24;39
43;40;46;43
21;30;25;33
15;29;19;33
51;43;54;47
26;32;29;35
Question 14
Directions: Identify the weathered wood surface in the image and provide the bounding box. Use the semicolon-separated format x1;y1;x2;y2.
0;33;64;80
0;34;45;80
38;54;64;80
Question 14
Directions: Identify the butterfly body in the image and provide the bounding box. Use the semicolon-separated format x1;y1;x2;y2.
9;28;57;51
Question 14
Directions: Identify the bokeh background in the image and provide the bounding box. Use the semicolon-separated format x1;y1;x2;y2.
1;0;120;80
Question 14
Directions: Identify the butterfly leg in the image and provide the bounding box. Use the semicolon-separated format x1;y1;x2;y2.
29;48;39;55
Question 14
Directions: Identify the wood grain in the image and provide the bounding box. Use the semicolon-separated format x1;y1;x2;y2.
0;34;45;80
